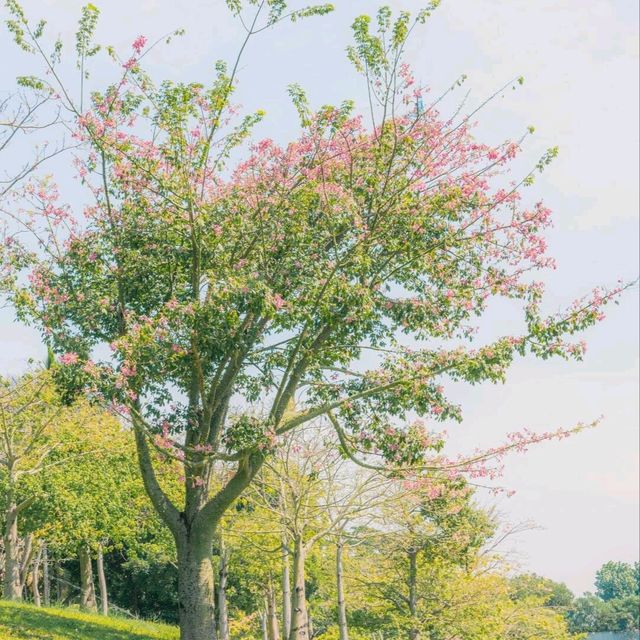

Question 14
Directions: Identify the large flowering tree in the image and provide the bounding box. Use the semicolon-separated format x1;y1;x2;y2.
0;2;628;638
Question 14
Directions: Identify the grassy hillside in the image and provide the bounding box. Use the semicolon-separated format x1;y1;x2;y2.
0;601;178;640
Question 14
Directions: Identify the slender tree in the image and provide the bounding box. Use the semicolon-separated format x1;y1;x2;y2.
34;402;153;614
349;482;495;639
217;533;230;640
0;371;64;600
78;543;97;612
96;543;108;615
335;536;348;640
31;542;43;606
281;532;292;640
251;430;387;640
42;543;50;606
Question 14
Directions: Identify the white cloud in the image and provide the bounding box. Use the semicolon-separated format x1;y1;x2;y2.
430;0;639;230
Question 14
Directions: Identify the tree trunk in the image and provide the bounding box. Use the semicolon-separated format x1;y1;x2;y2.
19;533;34;594
267;577;280;640
43;545;50;606
54;561;63;603
261;607;269;640
3;503;22;600
96;544;108;615
217;537;230;640
176;533;217;640
282;540;291;640
407;549;419;640
289;536;309;640
132;415;263;640
32;545;43;607
336;541;349;640
79;545;97;612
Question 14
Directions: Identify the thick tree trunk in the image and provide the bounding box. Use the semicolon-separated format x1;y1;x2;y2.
79;545;97;612
32;545;43;607
132;415;264;640
217;537;230;640
96;544;108;615
336;541;349;640
42;545;50;606
176;533;217;640
282;540;291;640
267;577;280;640
3;503;22;600
289;537;309;640
407;549;419;640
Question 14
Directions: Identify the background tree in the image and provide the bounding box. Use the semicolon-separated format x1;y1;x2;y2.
250;429;386;640
0;370;69;600
509;573;574;609
359;480;494;640
34;408;152;613
325;486;577;640
1;2;629;638
595;561;639;602
0;364;170;615
217;498;283;640
567;561;640;634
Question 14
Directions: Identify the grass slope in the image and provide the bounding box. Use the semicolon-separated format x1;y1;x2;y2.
0;601;178;640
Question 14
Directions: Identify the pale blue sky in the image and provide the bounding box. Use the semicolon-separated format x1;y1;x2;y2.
0;0;638;594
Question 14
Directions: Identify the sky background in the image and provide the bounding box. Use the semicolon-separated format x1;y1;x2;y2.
0;0;638;595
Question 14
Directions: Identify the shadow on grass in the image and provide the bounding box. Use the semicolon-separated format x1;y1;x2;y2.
0;604;175;640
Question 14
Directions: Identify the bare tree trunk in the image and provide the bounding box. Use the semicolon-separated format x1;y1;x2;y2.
267;577;280;640
407;549;419;640
217;536;230;640
336;541;349;640
175;531;217;640
289;536;309;640
282;539;291;640
32;545;43;607
3;502;22;600
54;561;63;603
78;545;97;612
42;545;50;606
19;533;34;594
261;605;269;640
96;544;108;615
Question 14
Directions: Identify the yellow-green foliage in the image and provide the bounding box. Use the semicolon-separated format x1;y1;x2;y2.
0;600;178;640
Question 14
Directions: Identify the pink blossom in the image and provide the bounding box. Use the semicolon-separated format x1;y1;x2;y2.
132;35;147;53
166;298;179;310
59;352;79;365
121;363;137;378
272;293;286;310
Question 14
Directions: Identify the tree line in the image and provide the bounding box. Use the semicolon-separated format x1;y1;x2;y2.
1;369;598;639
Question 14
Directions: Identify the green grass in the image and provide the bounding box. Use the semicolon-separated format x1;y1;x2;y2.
0;601;179;640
